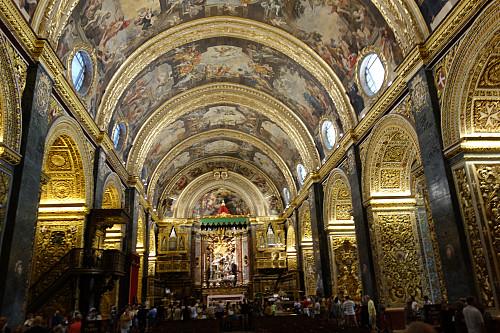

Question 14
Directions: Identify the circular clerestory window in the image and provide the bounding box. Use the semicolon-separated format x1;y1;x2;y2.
71;50;93;95
359;53;385;96
321;120;336;150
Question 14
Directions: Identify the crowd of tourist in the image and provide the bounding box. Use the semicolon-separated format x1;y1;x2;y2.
0;294;496;333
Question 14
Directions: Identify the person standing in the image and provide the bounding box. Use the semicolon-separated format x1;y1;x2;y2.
463;296;486;333
68;315;81;333
0;317;10;333
343;296;357;328
365;295;377;332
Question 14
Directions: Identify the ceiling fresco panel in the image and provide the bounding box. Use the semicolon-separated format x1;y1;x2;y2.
108;39;340;160
140;104;303;177
56;0;401;118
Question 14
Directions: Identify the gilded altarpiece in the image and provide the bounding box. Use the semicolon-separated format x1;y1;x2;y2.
368;210;424;306
453;163;498;307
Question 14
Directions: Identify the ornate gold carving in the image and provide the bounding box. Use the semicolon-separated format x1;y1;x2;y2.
302;249;316;296
380;169;401;189
472;165;500;306
383;146;405;162
0;170;10;235
478;55;500;89
433;44;458;102
331;238;362;301
371;213;423;305
473;99;500;132
300;203;312;241
32;221;84;282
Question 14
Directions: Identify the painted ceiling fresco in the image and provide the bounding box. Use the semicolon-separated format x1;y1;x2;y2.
158;158;283;218
56;0;402;117
140;104;302;174
109;39;338;160
192;188;250;218
153;137;288;196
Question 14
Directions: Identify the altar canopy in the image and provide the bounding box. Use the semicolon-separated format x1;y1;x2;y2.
200;202;248;229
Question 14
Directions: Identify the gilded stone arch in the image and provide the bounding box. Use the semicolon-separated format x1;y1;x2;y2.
174;172;266;218
323;169;353;225
362;114;421;201
43;116;93;206
102;173;123;209
441;3;500;148
0;32;26;162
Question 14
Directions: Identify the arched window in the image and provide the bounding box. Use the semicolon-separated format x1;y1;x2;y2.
283;188;290;205
267;225;275;247
168;227;177;251
112;123;126;152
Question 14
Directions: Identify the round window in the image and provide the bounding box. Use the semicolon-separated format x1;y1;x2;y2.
360;53;385;96
283;188;290;205
297;164;307;185
71;50;93;94
322;120;336;150
112;123;126;152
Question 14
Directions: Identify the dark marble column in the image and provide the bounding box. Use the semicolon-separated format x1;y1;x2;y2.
409;68;476;301
345;145;378;302
0;65;53;324
141;211;150;303
118;187;140;307
308;182;332;297
92;147;107;209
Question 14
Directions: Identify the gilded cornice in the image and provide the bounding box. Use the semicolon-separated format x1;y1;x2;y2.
0;143;21;165
158;156;284;208
129;83;320;176
175;171;267;218
96;16;356;132
148;129;296;201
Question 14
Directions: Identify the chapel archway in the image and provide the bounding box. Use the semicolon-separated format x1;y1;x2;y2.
362;114;443;306
323;168;361;301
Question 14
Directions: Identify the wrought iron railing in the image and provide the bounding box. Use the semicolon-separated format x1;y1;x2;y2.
29;248;125;301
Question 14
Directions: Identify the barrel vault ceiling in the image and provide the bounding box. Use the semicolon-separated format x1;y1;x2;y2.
19;0;454;218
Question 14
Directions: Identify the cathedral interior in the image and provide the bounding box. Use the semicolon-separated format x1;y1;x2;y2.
0;0;499;327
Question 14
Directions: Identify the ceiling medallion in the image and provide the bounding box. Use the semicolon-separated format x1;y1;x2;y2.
213;168;228;180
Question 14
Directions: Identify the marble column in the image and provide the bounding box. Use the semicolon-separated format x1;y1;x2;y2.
409;68;476;301
308;182;332;297
118;187;140;307
0;65;53;324
92;147;107;209
345;144;378;302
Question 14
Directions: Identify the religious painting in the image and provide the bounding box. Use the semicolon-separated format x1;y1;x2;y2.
192;188;250;217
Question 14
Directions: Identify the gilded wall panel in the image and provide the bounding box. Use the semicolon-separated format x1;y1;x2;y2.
302;249;316;297
371;212;423;306
0;169;11;236
299;201;312;241
330;237;362;301
453;166;494;306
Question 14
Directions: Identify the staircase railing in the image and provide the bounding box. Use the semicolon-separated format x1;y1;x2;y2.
29;248;126;308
